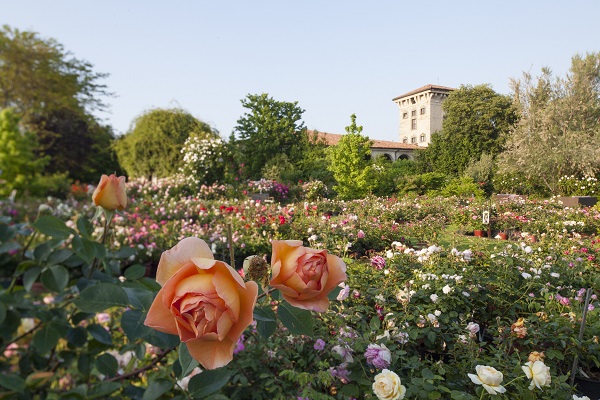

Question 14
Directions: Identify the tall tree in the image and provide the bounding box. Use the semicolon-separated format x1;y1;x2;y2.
114;108;217;179
0;25;116;183
232;93;306;179
418;85;517;176
327;114;373;199
497;53;600;194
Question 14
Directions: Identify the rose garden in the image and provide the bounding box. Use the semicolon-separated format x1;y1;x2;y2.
0;174;599;400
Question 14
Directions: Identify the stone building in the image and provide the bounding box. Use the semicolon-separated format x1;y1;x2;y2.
310;131;419;161
392;84;455;147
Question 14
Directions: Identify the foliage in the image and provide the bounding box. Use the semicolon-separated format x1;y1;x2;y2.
396;172;447;196
557;175;600;196
114;108;216;179
0;108;49;197
437;176;486;198
327;115;373;200
498;52;600;194
232;93;307;180
179;134;228;186
463;152;495;195
0;25;117;183
418;84;517;176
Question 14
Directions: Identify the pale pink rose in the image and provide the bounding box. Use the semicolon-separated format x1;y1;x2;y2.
270;240;347;312
145;237;258;370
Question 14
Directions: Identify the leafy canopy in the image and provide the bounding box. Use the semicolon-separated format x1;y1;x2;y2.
327;114;373;199
497;52;600;195
232;93;306;180
114;108;217;179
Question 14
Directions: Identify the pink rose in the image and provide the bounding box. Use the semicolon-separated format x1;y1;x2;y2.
145;237;258;370
270;240;347;312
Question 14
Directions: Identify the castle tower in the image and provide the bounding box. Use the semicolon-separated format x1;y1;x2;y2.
392;84;454;147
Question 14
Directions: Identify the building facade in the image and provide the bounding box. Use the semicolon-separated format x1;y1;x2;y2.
393;84;455;147
310;131;419;160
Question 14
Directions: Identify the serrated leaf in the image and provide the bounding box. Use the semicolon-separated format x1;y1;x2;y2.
179;343;200;379
23;266;42;292
76;216;94;239
124;264;146;280
277;301;314;337
188;368;231;398
73;283;128;312
123;287;154;311
88;324;113;345
33;324;60;354
121;309;152;341
34;216;75;240
253;306;276;322
34;241;53;262
95;353;118;377
66;326;88;347
0;373;25;393
143;379;173;400
256;319;276;340
47;248;74;266
72;235;97;264
41;265;69;292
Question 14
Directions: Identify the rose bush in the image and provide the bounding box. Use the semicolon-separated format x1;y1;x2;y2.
145;237;258;370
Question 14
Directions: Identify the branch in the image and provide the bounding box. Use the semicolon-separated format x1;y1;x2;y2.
104;347;174;383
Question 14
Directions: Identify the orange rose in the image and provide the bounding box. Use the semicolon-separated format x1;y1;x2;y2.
145;237;258;370
92;174;127;211
270;240;347;312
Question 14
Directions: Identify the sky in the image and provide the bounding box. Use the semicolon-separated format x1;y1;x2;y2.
3;1;600;142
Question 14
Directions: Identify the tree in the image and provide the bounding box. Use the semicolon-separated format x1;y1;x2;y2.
114;108;217;179
327;114;373;199
418;85;517;176
0;25;117;182
497;53;600;194
0;108;48;197
232;93;306;180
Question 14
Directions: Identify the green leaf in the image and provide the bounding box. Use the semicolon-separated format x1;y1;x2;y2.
33;324;60;354
23;266;41;292
143;379;173;400
72;235;97;264
34;241;53;262
370;316;381;331
121;309;152;341
123;287;154;310
124;264;146;280
47;248;74;266
78;353;91;376
76;216;94;239
256;319;276;340
0;303;6;325
66;326;88;347
145;330;180;349
95;353;119;377
41;265;69;292
88;382;122;399
0;373;26;393
422;368;435;380
73;283;129;312
87;324;113;345
277;301;314;337
188;368;232;398
179;343;200;379
116;247;137;259
0;241;21;255
34;216;75;240
253;306;276;322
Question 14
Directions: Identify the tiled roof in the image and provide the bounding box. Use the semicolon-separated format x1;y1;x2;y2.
308;130;420;150
392;84;455;101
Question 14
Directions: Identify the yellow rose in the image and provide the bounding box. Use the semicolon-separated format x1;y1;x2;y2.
270;240;347;312
522;360;551;390
145;237;258;370
468;365;507;395
92;174;127;211
372;369;406;400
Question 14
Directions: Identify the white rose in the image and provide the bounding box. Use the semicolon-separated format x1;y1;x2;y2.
468;365;506;395
522;360;551;390
372;369;406;400
573;395;590;400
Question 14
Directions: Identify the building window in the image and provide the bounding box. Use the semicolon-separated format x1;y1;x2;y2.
402;112;408;119
420;134;426;142
420;107;426;115
411;110;416;117
411;118;417;130
411;136;416;144
402;137;408;143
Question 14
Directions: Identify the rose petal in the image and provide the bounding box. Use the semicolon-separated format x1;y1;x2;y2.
156;238;213;286
225;281;258;342
185;337;235;370
271;240;305;283
145;290;179;335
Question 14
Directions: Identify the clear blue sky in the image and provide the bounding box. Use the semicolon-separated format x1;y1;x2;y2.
3;1;600;141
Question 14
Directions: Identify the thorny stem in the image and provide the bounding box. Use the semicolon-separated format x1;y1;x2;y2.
104;348;174;383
